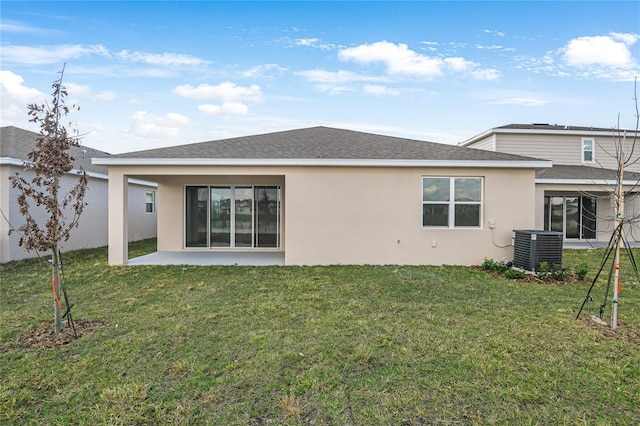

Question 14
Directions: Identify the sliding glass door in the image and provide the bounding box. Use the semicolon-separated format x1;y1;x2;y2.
185;185;280;248
235;187;253;247
544;195;596;240
211;187;231;247
255;186;280;248
185;186;208;247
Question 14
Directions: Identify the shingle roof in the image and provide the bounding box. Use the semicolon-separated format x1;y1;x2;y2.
0;126;109;175
498;124;622;132
110;126;544;163
536;164;640;181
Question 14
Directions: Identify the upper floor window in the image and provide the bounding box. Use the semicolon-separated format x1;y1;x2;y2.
145;191;155;213
582;138;595;163
422;177;482;228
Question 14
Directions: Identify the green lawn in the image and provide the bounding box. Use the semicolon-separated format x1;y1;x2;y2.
1;240;639;425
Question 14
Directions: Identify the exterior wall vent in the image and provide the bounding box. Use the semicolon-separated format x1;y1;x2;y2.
513;230;563;272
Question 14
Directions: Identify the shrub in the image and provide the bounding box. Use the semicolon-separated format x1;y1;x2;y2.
575;262;589;280
537;261;566;281
537;261;551;279
551;264;567;281
482;258;507;273
504;269;526;279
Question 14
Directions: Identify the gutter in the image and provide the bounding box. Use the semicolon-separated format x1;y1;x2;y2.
93;157;553;169
1;157;156;187
536;178;640;185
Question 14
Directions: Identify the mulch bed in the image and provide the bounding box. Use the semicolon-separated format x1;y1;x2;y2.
472;265;583;285
18;319;106;349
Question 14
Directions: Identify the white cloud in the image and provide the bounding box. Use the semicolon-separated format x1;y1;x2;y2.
482;29;505;37
297;69;385;84
241;64;287;78
445;57;500;80
173;82;262;103
444;57;472;72
338;41;499;80
66;82;117;102
471;68;500;81
66;82;92;97
610;32;640;45
475;44;513;52
0;70;46;120
198;102;249;116
92;91;117;102
129;110;190;138
562;33;638;68
313;84;356;95
297;69;390;94
116;50;210;67
339;41;444;78
1;44;109;64
478;90;549;106
293;38;341;50
493;97;548;106
0;19;64;36
296;38;319;47
362;85;400;95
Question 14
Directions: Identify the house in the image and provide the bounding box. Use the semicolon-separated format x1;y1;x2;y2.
461;124;640;244
93;126;550;266
0;126;157;263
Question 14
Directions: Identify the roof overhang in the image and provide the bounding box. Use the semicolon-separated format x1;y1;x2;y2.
93;157;552;169
536;178;639;185
2;156;109;180
461;127;639;147
0;157;24;166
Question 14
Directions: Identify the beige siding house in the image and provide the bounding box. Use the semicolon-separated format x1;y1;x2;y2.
462;124;640;244
0;126;158;263
94;127;550;266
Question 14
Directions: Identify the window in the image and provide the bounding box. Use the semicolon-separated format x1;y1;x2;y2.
145;191;155;213
422;177;482;228
582;138;595;163
184;185;281;248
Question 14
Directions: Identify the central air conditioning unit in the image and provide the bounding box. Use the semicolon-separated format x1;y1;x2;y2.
513;230;563;272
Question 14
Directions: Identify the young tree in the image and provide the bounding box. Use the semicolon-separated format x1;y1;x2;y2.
607;80;640;329
577;79;640;329
9;65;88;334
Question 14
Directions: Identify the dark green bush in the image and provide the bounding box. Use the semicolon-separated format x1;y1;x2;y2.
504;269;526;279
481;258;508;273
537;261;566;281
575;262;589;280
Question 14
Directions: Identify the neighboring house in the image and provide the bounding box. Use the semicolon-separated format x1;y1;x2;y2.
94;126;550;266
0;126;157;263
461;124;640;244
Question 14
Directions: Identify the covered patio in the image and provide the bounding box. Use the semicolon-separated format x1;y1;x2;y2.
127;251;285;266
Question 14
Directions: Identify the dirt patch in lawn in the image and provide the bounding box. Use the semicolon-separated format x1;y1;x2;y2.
580;315;640;345
19;319;106;349
581;317;640;344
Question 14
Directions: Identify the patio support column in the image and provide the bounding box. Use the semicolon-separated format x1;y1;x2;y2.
108;170;128;265
534;185;546;230
0;164;11;263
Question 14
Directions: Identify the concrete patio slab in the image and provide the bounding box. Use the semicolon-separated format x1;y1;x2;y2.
127;251;285;266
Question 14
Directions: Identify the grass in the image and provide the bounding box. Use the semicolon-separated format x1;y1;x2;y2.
1;239;639;425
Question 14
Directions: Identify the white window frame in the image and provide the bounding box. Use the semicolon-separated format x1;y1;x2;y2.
582;138;595;163
422;177;483;229
183;185;281;249
145;191;155;214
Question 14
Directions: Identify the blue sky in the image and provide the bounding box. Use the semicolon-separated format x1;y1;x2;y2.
1;1;639;154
